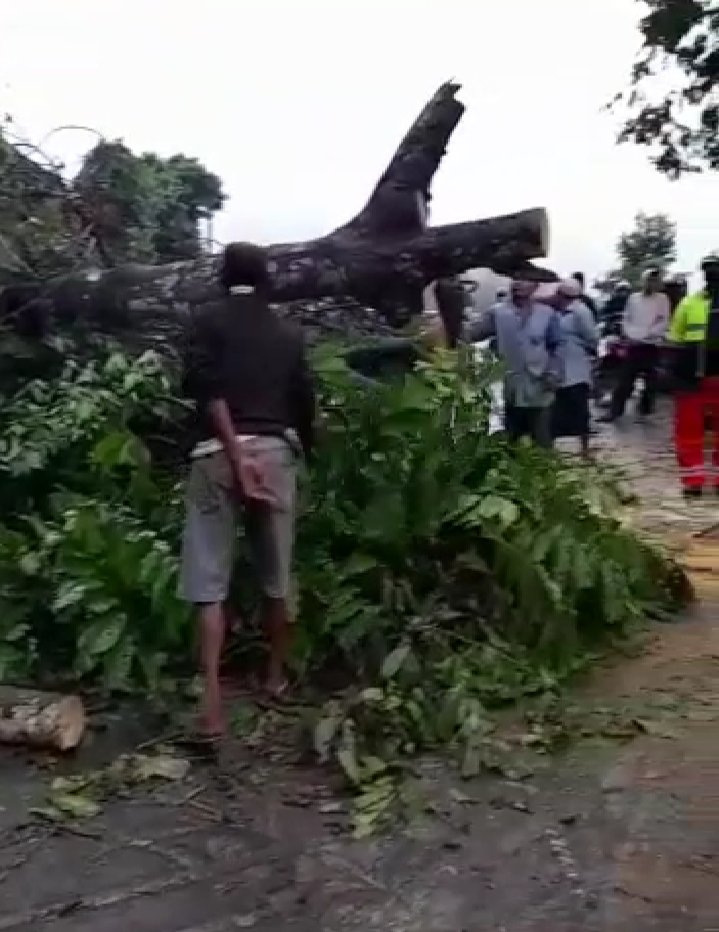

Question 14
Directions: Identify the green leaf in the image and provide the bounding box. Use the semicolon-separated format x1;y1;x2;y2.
381;644;411;680
50;793;102;820
52;582;87;613
19;552;41;575
359;755;388;779
29;805;66;823
343;552;380;578
102;637;135;690
314;711;342;763
337;746;362;786
5;622;30;642
358;687;384;703
91;430;133;469
131;753;190;782
77;615;126;658
50;775;91;794
478;494;520;529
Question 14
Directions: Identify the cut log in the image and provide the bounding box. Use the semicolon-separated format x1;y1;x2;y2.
1;82;555;349
0;687;86;752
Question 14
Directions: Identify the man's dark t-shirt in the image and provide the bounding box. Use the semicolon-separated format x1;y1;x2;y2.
182;293;316;458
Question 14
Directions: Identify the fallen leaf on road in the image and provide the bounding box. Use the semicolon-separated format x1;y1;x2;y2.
449;788;475;805
50;793;102;820
132;753;190;782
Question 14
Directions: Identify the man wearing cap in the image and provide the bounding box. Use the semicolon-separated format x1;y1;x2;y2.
598;268;670;423
181;242;316;737
464;279;562;447
668;254;719;498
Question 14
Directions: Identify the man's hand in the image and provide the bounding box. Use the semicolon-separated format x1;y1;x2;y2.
231;449;279;507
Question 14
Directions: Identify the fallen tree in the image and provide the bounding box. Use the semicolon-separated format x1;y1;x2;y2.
2;82;553;346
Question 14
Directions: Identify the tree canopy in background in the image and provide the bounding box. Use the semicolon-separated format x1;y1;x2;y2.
616;211;677;283
616;0;719;176
596;211;677;290
0;128;226;285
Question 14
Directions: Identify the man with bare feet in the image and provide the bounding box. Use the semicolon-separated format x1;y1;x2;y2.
180;242;315;739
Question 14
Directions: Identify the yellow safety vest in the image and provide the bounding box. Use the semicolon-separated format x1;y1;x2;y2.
669;292;711;344
669;291;719;380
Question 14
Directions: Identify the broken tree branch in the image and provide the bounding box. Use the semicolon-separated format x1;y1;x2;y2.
1;81;554;346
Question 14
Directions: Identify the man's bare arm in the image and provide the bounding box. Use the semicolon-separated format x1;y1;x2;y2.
183;310;244;484
207;398;244;477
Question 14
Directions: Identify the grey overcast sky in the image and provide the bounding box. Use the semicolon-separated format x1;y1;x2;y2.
2;0;717;285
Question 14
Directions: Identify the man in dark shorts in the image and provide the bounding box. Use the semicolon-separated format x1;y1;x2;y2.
181;243;315;736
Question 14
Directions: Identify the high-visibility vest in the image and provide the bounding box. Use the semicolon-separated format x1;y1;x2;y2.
669;292;711;343
669;291;719;380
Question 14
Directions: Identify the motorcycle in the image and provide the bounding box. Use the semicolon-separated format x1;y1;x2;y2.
593;329;625;406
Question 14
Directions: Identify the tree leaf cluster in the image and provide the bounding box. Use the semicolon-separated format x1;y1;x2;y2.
0;127;226;286
616;0;719;176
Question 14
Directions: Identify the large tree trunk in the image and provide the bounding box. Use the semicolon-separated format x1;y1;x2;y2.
0;687;86;752
2;82;554;347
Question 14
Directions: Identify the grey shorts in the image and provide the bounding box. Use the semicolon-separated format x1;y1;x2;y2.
180;437;297;604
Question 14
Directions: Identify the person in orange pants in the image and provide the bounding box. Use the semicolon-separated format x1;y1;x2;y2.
669;254;719;498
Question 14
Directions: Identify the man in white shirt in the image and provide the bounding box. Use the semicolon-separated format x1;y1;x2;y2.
598;268;670;422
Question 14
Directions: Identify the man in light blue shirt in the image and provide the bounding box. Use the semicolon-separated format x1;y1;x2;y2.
547;280;599;457
465;279;562;447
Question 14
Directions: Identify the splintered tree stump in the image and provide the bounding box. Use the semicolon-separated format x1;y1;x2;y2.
0;688;86;752
1;81;554;351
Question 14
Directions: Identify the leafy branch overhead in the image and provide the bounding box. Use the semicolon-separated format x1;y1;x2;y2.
615;0;719;176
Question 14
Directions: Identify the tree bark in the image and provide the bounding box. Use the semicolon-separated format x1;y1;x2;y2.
2;82;554;345
0;687;86;751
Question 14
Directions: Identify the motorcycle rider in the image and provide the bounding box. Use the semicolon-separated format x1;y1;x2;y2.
593;282;632;406
599;280;631;336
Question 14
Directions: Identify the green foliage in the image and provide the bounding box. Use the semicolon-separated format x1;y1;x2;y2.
0;345;687;826
300;348;686;830
75;141;225;263
616;212;677;286
0;351;190;688
0;127;226;285
615;0;718;176
0;131;86;281
297;348;680;672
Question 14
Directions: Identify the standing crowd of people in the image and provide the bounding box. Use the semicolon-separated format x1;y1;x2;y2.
464;256;719;493
179;241;718;739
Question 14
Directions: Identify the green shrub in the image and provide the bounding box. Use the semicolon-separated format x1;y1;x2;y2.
0;351;190;687
0;345;685;740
